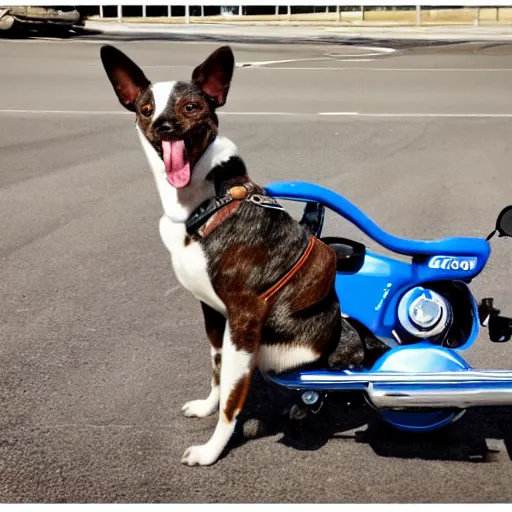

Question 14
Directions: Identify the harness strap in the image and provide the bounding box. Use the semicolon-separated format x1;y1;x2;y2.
185;188;244;236
202;200;242;237
185;183;283;238
260;235;316;303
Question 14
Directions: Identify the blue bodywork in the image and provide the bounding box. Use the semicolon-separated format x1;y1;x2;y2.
265;181;490;349
265;182;490;260
263;181;493;431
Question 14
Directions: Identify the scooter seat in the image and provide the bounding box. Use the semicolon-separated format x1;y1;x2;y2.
321;237;366;273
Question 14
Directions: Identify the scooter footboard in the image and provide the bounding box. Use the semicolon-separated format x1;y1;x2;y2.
264;345;512;410
268;370;512;409
267;368;512;409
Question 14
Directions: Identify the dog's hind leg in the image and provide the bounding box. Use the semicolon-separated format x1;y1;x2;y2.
182;302;225;418
181;296;265;466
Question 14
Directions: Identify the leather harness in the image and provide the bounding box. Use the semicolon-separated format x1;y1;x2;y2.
185;182;317;302
260;235;316;303
185;182;283;237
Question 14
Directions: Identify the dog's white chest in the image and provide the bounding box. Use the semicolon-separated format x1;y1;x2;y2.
159;215;226;315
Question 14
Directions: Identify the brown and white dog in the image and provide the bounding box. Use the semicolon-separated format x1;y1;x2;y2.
100;45;367;466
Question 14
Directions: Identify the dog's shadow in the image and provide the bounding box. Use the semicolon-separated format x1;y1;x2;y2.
229;371;512;463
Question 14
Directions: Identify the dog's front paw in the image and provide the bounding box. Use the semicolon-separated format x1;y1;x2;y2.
181;443;219;466
181;399;217;418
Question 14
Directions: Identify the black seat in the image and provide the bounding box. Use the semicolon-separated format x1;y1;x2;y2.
321;237;366;274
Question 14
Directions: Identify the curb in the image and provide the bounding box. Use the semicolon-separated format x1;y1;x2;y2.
82;21;500;48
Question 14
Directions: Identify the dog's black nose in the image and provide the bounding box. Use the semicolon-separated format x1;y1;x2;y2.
155;121;174;136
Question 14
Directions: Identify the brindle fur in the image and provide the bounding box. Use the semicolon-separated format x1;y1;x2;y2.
201;200;343;355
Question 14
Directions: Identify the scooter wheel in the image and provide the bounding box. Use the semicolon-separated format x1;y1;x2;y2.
289;392;326;421
289;404;309;421
368;344;472;433
377;409;466;433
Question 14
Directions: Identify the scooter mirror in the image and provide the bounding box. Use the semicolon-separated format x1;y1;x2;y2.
496;205;512;237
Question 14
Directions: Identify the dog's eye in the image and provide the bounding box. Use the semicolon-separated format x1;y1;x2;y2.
140;104;154;117
184;103;197;112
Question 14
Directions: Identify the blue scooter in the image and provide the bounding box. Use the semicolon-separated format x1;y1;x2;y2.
263;181;512;432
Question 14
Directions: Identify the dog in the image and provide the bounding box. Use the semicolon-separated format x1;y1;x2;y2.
100;45;371;466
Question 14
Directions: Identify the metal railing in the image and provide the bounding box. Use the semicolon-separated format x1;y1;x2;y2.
92;6;508;26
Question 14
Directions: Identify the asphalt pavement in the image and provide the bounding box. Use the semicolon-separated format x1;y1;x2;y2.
2;35;512;503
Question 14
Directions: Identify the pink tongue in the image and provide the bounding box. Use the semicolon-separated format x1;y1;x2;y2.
162;140;191;189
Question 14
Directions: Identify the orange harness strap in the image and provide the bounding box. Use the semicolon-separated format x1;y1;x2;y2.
260;236;316;303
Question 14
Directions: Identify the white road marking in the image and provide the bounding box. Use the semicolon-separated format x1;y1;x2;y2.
345;67;512;72
319;111;360;116
324;52;391;58
229;48;392;68
0;38;395;56
236;57;329;67
221;111;306;116
0;38;109;44
2;109;512;119
86;59;377;69
84;63;191;68
245;66;512;71
0;38;233;46
245;67;362;70
246;67;368;70
319;112;512;118
0;109;306;116
324;46;395;58
331;45;396;54
0;109;131;115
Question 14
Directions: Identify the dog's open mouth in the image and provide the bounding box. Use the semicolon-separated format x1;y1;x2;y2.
162;140;191;189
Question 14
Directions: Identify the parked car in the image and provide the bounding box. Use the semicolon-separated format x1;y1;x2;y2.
0;6;82;36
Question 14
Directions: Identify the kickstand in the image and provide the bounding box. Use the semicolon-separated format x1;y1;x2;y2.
478;297;498;327
478;298;512;343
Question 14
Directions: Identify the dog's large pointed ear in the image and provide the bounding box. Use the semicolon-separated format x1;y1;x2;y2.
192;46;235;108
100;45;150;112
